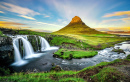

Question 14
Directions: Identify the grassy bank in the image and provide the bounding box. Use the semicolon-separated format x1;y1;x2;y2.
16;30;130;50
0;55;130;82
52;33;130;49
54;49;98;59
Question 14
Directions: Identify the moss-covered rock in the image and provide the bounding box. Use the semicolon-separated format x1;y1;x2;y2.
50;65;63;72
126;54;130;59
112;49;125;54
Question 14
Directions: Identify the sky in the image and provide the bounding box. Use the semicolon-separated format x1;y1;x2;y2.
0;0;130;32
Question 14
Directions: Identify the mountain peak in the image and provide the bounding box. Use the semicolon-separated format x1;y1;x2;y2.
54;16;102;34
70;16;82;23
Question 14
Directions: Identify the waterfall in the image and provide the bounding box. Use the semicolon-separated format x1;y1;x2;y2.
40;37;50;51
12;39;27;66
13;40;22;62
20;37;34;58
10;35;58;66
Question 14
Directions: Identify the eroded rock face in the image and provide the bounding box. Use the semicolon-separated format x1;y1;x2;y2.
70;16;82;23
0;36;14;67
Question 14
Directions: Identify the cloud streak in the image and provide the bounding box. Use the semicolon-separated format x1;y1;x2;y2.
36;22;62;27
122;17;130;21
103;11;130;17
44;15;50;17
18;15;36;20
100;19;121;24
0;11;4;13
0;2;40;16
0;2;40;20
101;17;130;24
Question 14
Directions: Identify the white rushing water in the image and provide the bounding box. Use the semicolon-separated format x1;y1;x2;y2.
98;41;130;59
10;35;59;66
12;39;28;66
20;37;34;59
40;36;50;51
40;36;59;51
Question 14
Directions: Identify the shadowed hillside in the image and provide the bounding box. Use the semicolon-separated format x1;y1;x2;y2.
54;16;103;34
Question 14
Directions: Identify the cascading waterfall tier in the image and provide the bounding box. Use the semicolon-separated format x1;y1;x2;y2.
12;38;28;66
39;36;59;51
10;35;59;66
40;36;50;51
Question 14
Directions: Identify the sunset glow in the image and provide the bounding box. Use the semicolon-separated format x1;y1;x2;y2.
0;0;130;32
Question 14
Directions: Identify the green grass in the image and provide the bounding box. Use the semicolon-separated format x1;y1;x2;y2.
0;68;10;76
91;67;124;82
0;71;77;82
89;34;116;37
81;35;129;46
58;77;85;82
54;49;98;59
55;33;130;50
0;31;5;37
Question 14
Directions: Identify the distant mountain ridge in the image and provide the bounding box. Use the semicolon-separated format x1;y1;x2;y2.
54;16;102;34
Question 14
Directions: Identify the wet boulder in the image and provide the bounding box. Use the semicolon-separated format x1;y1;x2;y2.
50;65;63;72
112;49;125;54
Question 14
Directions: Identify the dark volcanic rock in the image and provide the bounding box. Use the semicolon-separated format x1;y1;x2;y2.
0;36;14;67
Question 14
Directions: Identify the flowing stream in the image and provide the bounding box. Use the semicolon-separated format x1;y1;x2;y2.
10;35;130;72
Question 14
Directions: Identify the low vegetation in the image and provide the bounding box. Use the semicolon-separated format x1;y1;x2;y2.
0;54;130;82
0;31;5;37
54;49;98;59
91;67;125;82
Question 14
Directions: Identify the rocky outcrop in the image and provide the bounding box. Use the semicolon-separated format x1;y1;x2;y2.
70;16;82;23
50;65;63;72
0;36;14;67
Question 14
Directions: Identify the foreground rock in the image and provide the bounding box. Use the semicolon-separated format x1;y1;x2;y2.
50;65;63;72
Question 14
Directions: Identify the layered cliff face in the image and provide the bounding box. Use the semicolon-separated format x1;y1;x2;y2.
54;16;102;34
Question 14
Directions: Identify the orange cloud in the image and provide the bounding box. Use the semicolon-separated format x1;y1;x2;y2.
103;11;130;17
0;21;27;29
0;21;25;26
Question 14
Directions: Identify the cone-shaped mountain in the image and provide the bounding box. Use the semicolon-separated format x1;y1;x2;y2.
54;16;102;34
